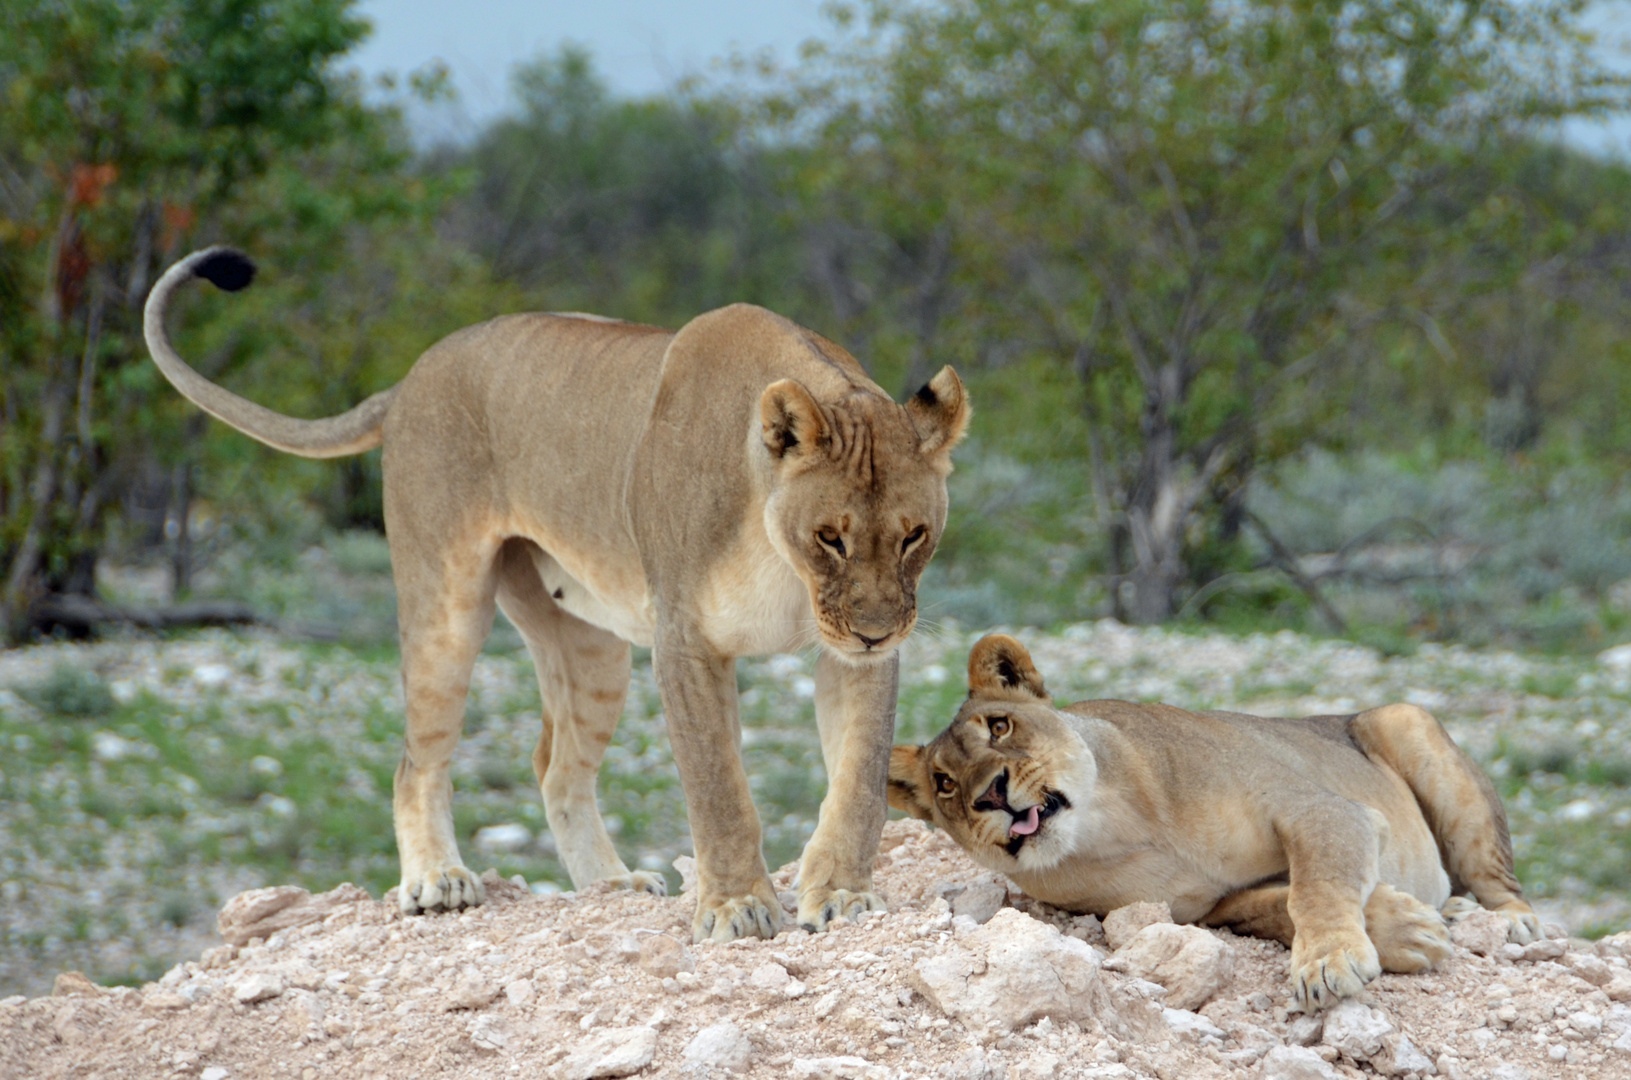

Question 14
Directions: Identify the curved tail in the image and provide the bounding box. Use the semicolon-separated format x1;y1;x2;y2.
143;248;397;458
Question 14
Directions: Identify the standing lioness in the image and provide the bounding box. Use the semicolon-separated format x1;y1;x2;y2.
890;634;1541;1008
145;248;969;943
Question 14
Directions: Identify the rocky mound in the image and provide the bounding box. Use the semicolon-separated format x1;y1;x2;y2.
4;821;1629;1080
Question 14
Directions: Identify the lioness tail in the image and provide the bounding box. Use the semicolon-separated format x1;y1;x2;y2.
143;247;397;459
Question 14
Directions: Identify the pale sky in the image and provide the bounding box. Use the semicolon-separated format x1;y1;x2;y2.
347;0;1630;157
347;0;830;142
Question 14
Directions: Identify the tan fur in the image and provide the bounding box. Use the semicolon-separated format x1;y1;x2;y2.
145;249;969;943
889;634;1540;1009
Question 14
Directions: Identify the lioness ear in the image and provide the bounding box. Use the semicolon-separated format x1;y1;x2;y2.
967;633;1048;700
760;379;829;462
887;745;935;821
905;366;970;457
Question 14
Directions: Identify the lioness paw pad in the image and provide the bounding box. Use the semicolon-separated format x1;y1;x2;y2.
1501;907;1542;945
1291;939;1380;1011
400;866;485;915
602;871;667;897
1368;890;1451;973
798;888;884;933
695;893;781;944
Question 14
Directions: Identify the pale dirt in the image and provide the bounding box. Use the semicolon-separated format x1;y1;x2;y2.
4;820;1629;1080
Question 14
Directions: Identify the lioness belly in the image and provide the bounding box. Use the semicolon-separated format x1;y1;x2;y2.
528;543;657;647
1017;850;1246;923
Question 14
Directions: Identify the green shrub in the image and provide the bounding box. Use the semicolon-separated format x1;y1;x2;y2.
21;664;115;718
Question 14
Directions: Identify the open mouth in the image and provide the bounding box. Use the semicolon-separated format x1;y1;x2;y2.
972;769;1069;857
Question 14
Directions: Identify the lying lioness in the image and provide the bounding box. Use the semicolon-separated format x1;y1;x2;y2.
888;634;1541;1008
145;248;969;943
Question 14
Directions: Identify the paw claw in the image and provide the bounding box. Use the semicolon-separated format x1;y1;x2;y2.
399;865;485;915
798;888;885;934
602;871;668;897
1503;909;1542;945
1291;934;1379;1011
1368;888;1451;973
692;887;782;944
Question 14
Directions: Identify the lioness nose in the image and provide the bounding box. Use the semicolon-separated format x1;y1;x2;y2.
855;631;887;649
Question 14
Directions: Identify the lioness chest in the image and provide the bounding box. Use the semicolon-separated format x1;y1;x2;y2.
529;523;809;658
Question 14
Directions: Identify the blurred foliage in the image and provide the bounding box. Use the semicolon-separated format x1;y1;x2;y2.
18;662;115;718
0;0;513;640
432;44;800;326
771;0;1631;624
3;0;1631;654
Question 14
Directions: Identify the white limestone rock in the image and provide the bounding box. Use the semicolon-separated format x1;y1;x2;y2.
216;883;368;947
1375;1032;1434;1076
1103;923;1235;1010
1320;999;1393;1062
914;909;1091;1032
790;1056;891;1080
1103;901;1174;950
637;934;695;979
1258;1046;1342;1080
682;1021;753;1072
1448;909;1512;957
231;973;283;1005
551;1026;658;1080
1163;1007;1227;1043
951;881;1008;925
748;962;790;991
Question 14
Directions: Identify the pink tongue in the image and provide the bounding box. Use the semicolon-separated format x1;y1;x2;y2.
1010;805;1041;837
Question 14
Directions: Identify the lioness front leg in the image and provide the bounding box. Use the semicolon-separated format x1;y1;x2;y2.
1276;798;1384;1010
654;629;780;943
797;650;899;931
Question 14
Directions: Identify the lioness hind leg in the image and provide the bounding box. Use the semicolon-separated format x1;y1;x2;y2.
496;542;663;896
1202;884;1297;946
390;538;500;915
1365;883;1452;972
1351;704;1540;944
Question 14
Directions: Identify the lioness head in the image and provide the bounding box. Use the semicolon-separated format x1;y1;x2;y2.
759;366;969;659
888;634;1094;872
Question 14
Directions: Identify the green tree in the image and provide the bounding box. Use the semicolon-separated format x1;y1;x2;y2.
440;46;798;326
0;0;468;638
791;0;1629;622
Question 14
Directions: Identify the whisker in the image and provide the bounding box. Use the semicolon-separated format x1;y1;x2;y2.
908;618;955;649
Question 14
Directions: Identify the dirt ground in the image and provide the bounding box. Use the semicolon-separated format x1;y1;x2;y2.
4;819;1629;1080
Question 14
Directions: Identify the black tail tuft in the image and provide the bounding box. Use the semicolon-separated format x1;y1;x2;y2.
195;248;257;292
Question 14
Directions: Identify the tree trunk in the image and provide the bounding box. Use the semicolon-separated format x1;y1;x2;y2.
1120;363;1227;624
1;378;70;639
170;461;192;598
1123;411;1185;624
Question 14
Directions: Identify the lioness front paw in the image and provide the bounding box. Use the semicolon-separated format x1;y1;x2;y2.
400;865;485;914
694;884;782;944
798;887;884;933
1367;888;1451;973
600;871;667;897
1496;903;1542;945
1290;932;1380;1010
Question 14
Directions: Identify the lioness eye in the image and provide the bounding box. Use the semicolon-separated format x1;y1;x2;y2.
934;772;957;796
902;525;926;553
988;716;1011;738
817;528;846;557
